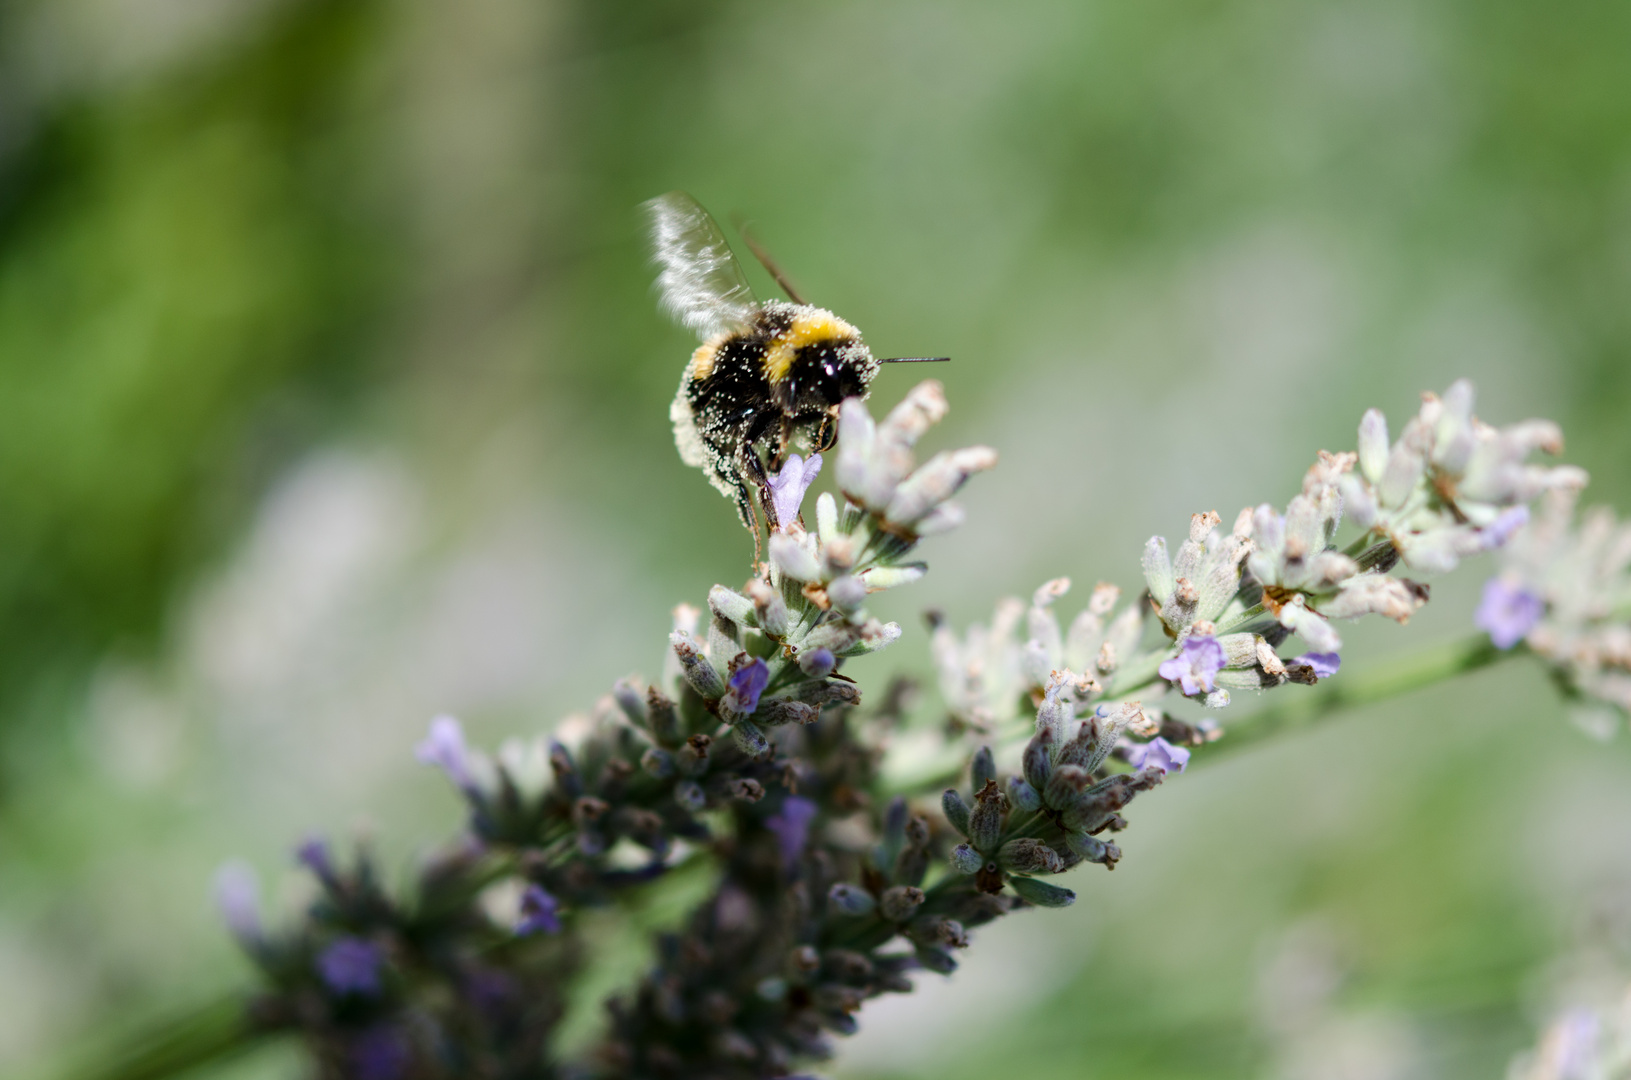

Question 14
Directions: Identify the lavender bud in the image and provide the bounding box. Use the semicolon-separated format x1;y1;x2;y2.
827;575;868;614
731;720;770;757
835;619;902;657
968;780;1006;853
912;503;967;536
815;491;841;544
675;780;707;812
828;883;876;916
725;778;765;803
1022;729;1054;791
950;843;984;875
860;563;926;591
760;697;819;726
645;688;680;743
999;838;1064;875
1044;764;1091;811
612;677;647;725
916;945;958;974
641;747;674;778
941;788;972;836
1008;776;1043;813
1357;408;1389;482
1008;876;1075;908
880;885;926;921
971;745;996;791
798;648;837;678
1142;535;1175;605
670;630;726;698
745;579;790;638
769;532;824;582
709;585;756;631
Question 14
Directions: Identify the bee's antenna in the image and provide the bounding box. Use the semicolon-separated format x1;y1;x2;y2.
733;216;808;305
877;357;952;363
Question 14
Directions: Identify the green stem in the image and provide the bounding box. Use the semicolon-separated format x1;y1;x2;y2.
36;995;268;1080
1199;634;1511;761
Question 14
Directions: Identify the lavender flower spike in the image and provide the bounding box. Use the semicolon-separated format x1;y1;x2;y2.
416;714;474;792
316;937;385;996
768;452;822;529
1476;577;1544;650
1125;736;1190;775
517;884;561;936
1158;635;1225;696
1293;652;1341;679
212;862;261;945
765;796;819;868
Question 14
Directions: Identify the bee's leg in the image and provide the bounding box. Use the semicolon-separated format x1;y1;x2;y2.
741;443;777;532
734;482;763;568
815;409;838;453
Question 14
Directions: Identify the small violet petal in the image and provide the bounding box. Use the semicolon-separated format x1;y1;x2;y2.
350;1026;413;1080
765;796;819;868
1475;578;1544;650
415;715;474;791
316;937;385;997
517;884;561;936
1157;635;1225;696
726;658;770;715
768;453;823;529
1125;736;1190;775
1479;505;1530;551
1293;652;1341;679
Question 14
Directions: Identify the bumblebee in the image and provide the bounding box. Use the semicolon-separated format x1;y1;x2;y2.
645;192;946;541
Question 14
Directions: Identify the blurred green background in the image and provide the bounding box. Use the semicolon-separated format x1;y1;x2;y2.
3;0;1631;1077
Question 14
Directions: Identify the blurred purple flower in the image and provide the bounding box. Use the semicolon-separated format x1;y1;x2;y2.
296;836;337;886
1124;736;1190;775
1157;635;1225;696
1476;578;1544;649
416;715;474;792
1293;652;1341;679
350;1026;412;1080
769;453;822;528
766;796;819;868
725;658;770;716
1479;505;1530;551
212;863;261;945
517;884;561;936
316;937;385;997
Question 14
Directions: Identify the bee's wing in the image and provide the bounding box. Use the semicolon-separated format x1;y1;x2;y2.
644;191;759;340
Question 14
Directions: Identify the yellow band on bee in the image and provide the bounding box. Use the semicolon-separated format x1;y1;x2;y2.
763;309;856;383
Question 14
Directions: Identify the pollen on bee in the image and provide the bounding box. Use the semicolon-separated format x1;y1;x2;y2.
762;309;858;383
689;336;729;381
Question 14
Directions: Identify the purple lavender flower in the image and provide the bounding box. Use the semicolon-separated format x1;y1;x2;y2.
1125;736;1190;775
316;937;385;997
1476;577;1544;649
350;1026;412;1080
415;714;474;792
1157;635;1225;696
798;647;836;678
212;863;261;945
1478;505;1530;551
724;658;770;716
765;796;819;868
768;452;822;528
295;836;337;886
1293;652;1341;679
517;884;561;936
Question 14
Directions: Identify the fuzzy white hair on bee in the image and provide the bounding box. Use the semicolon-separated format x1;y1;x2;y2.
643;191;947;557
